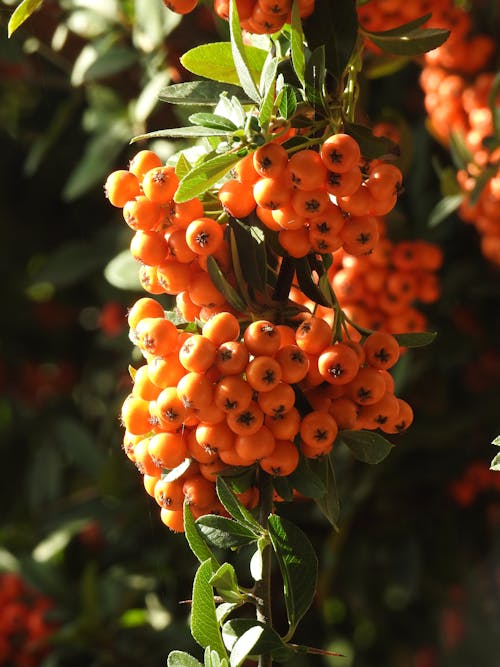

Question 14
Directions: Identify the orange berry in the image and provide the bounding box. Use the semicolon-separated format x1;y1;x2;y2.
142;165;179;204
123;196;162;231
183;475;217;509
185;217;224;256
295;316;332;355
243;320;281;356
317;343;360;385
105;169;141;208
226;401;264;436
265;405;301;440
235;425;276;462
129;150;163;180
218;179;256;218
128;297;165;330
160;508;185;533
202;312;240;347
214;375;253;413
177;371;214;410
153;387;188;430
148;431;188;469
246;356;282;392
345;366;386;406
381;398;413;434
196;421;235;454
260;439;299;476
179;334;217;373
215;341;250;375
130;230;169;266
363;331;400;370
135;317;178;357
257;381;296;417
121;395;153;435
320;134;361;173
275;344;310;384
253;143;289;178
300;410;338;450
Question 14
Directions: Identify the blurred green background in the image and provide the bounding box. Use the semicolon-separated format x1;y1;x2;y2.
0;1;499;666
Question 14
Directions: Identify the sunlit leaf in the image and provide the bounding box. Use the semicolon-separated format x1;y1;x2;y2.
8;0;43;37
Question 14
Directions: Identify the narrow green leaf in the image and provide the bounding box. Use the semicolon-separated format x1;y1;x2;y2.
363;13;432;38
340;429;394;465
268;515;318;635
448;130;473;170
278;86;298;120
366;28;450;57
191;560;227;657
229;217;267;293
428;194;463;227
290;0;305;86
184;504;219;568
160;81;254;106
168;651;204;667
206;256;248;313
181;43;267;89
175;152;242;203
229;0;261;102
469;163;498;206
344;122;398;159
258;57;278;128
189;113;238;132
303;0;358;82
216;477;262;532
304;46;326;110
310;454;340;530
490;452;500;472
196;515;259;549
294;256;331;307
492;436;500;447
8;0;43;37
365;54;410;79
132;127;232;142
392;331;437;348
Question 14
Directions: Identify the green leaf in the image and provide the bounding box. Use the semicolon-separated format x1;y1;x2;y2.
278;86;298;120
490;452;500;472
287;457;326;499
303;0;358;82
168;651;204;667
222;619;294;662
206;256;248;313
230;627;265;667
190;113;239;132
132;127;232;142
290;0;305;86
268;515;318;634
184;504;219;568
273;476;294;502
428;194;463;227
365;54;410;79
344;122;399;159
181;43;265;94
160;81;254;106
448;130;473;170
191;560;227;657
392;331;437;348
229;217;267;293
229;0;262;103
196;515;259;549
175;153;193;180
492;436;500;447
310;454;340;530
340;429;394;464
258;56;278;128
294;256;331;307
304;46;326;110
216;477;262;532
8;0;43;37
175;152;242;203
209;563;243;603
469;163;498;206
104;250;142;291
364;18;450;56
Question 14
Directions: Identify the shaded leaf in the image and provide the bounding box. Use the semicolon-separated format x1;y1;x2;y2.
294;256;331;307
310;454;340;530
268;515;318;634
196;515;258;549
344;122;398;159
340;429;394;464
303;0;358;82
229;217;267;293
393;331;437;348
365;24;450;56
428;194;463;227
210;563;243;604
287;457;326;499
206;256;248;313
216;477;262;532
278;86;298;120
104;250;142;291
304;46;326;109
160;81;254;106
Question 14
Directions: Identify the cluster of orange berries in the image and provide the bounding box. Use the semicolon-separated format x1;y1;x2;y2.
222;135;403;259
410;2;500;265
329;228;442;336
0;573;56;667
120;301;411;532
162;0;314;34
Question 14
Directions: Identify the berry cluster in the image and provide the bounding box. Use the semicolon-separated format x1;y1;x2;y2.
0;573;56;667
223;135;403;259
162;0;314;34
120;300;411;532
